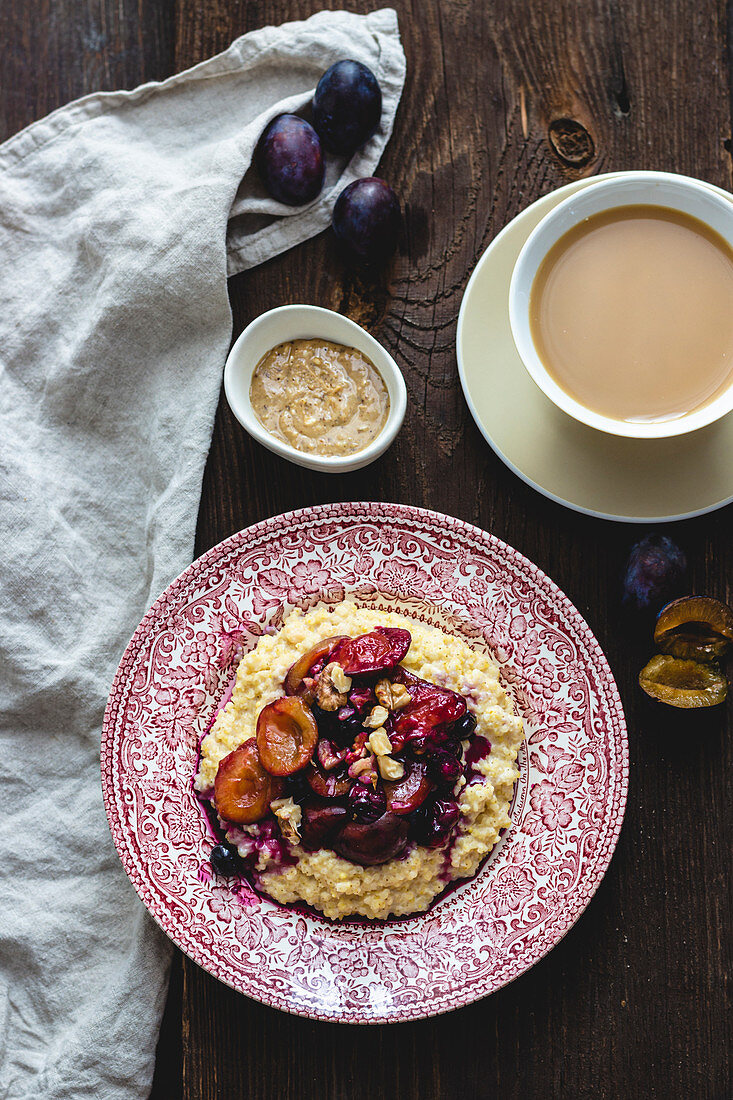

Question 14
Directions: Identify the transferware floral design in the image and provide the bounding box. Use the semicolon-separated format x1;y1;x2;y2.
101;502;628;1023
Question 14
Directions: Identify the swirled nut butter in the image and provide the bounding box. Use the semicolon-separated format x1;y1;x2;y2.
249;339;390;456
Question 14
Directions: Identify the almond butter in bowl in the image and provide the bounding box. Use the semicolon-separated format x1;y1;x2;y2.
249;339;389;457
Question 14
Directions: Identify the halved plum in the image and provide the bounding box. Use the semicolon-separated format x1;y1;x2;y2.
383;760;434;815
387;668;467;751
214;739;284;825
334;627;411;675
284;636;350;698
256;697;318;776
639;654;728;708
654;596;733;662
305;761;352;798
299;799;349;851
332;812;409;866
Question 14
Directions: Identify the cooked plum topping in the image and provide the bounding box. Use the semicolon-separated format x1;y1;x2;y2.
383;760;433;815
348;684;374;712
234;623;487;867
316;738;347;772
210;843;242;877
450;711;477;739
305;761;352;798
214;740;284;825
623;534;687;612
333;713;363;745
313;59;382;156
427;750;462;786
256;114;324;206
639;654;728;708
654;596;733;662
334;626;411;675
412;797;460;848
332;812;409;866
464;735;491;769
256;696;319;777
388;670;467;751
285;636;350;697
299;800;349;851
348;782;387;823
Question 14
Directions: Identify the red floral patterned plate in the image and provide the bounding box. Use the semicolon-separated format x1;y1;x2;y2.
102;503;628;1022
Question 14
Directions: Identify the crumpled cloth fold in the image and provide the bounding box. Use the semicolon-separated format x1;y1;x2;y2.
0;11;404;1098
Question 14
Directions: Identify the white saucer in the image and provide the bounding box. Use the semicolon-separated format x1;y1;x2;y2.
456;172;733;522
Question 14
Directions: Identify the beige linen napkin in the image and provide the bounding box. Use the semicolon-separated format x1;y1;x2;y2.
0;10;404;1098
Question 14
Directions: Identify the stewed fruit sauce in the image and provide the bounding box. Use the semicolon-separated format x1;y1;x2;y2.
210;627;486;873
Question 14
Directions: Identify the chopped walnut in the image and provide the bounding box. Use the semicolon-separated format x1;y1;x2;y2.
270;796;302;843
367;728;392;757
375;678;411;710
316;661;350;711
377;755;405;780
331;664;352;693
349;755;375;779
363;704;389;729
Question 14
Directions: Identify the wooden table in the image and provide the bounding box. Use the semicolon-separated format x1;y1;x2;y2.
4;2;730;1097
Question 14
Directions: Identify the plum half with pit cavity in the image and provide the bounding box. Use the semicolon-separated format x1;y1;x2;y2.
256;696;318;776
284;635;350;698
654;596;733;662
639;654;728;708
214;740;284;825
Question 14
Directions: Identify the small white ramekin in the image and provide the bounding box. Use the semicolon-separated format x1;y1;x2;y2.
224;304;407;472
508;170;733;439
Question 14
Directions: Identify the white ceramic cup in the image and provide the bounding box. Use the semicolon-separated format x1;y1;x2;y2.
508;170;733;438
224;304;407;472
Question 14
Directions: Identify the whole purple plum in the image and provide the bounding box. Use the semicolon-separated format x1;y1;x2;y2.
256;114;324;206
332;177;401;263
313;59;382;156
622;534;687;611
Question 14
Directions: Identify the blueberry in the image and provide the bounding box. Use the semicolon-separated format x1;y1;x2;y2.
411;797;460;848
427;750;462;786
313;59;382;156
256;114;324;206
622;535;687;611
348;782;387;824
311;702;337;735
332;177;401;264
449;711;477;739
210;843;241;877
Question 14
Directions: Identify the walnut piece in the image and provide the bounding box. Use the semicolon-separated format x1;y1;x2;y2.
316;661;350;711
367;729;392;757
363;704;389;729
270;796;302;843
375;678;411;710
377;755;405;780
330;663;352;693
349;755;375;779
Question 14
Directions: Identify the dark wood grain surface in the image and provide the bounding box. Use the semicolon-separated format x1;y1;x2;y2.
2;2;731;1097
